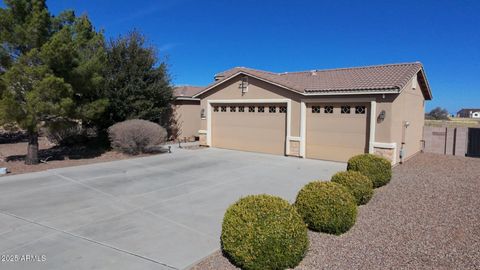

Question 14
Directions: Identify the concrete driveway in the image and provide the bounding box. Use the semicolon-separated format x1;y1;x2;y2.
0;147;345;269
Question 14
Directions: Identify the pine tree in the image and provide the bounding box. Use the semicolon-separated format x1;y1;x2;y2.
0;1;108;164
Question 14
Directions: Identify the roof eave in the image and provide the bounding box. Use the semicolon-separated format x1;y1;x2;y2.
418;68;433;100
192;71;301;98
304;88;400;96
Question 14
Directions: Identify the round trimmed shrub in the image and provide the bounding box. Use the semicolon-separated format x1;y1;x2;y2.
347;154;392;188
295;182;357;235
331;171;373;205
221;194;308;270
107;119;167;155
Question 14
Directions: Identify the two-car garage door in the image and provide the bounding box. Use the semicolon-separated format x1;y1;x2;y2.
210;102;369;162
212;104;287;155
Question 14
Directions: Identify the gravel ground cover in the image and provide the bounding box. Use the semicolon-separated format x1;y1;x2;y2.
191;153;480;270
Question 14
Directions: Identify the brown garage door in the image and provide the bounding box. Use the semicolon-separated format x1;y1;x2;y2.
212;104;286;155
306;103;369;162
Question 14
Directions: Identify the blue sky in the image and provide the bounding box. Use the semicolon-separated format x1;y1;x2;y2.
3;1;480;113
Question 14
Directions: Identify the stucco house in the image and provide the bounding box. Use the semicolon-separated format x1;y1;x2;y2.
456;108;480;118
173;85;204;140
192;62;432;164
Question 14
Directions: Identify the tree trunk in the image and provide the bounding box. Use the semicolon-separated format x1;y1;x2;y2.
25;132;39;165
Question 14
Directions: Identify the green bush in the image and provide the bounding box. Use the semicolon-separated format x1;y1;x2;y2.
347;154;392;188
331;171;373;205
221;194;308;270
295;182;357;235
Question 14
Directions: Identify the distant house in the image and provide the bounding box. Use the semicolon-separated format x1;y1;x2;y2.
457;108;480;118
173;86;204;140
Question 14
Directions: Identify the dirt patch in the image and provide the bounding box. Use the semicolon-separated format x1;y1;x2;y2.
0;137;151;176
191;153;480;270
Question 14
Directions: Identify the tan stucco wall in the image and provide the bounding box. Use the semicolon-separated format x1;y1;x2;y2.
198;75;302;137
390;75;426;161
174;99;201;139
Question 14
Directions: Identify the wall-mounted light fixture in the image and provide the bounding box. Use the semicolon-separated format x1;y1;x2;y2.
200;108;206;119
377;110;386;122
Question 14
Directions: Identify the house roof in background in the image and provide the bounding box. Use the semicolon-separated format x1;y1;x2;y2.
457;108;480;114
194;62;432;100
173;85;205;98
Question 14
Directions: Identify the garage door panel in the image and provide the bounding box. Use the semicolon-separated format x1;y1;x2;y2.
212;104;286;155
306;103;369;162
307;132;367;148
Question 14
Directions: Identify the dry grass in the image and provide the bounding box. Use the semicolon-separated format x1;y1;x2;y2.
426;117;480;128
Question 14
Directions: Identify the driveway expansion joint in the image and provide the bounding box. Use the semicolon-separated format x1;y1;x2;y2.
0;210;179;270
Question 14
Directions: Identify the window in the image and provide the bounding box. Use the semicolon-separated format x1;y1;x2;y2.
279;106;287;113
258;106;265;113
324;106;333;114
355;106;366;114
312;106;321;113
213;106;219;112
239;106;245;112
248;106;255;112
269;106;276;113
230;106;236;112
341;105;351;114
221;106;227;112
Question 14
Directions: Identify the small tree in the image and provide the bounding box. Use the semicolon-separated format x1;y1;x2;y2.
426;107;450;120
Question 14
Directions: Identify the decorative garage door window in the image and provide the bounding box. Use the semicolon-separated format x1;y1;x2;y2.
355;106;366;114
341;105;351;114
230;106;236;112
258;106;265;113
269;106;276;113
279;106;287;113
221;106;227;112
324;106;333;114
312;106;321;113
239;106;245;112
249;106;255;112
213;106;219;112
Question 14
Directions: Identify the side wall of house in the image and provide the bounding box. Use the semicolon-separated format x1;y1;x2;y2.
390;74;426;162
174;99;201;140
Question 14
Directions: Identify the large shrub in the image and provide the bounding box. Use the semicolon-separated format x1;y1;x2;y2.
221;194;308;270
347;154;392;188
295;182;357;235
331;171;373;205
107;119;167;155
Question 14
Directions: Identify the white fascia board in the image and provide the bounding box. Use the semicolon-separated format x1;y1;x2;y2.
175;97;201;101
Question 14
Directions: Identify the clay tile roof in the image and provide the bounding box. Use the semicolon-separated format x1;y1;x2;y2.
205;62;431;99
173;85;204;98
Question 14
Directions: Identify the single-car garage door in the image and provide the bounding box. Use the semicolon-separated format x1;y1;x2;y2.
306;103;369;162
212;104;287;155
